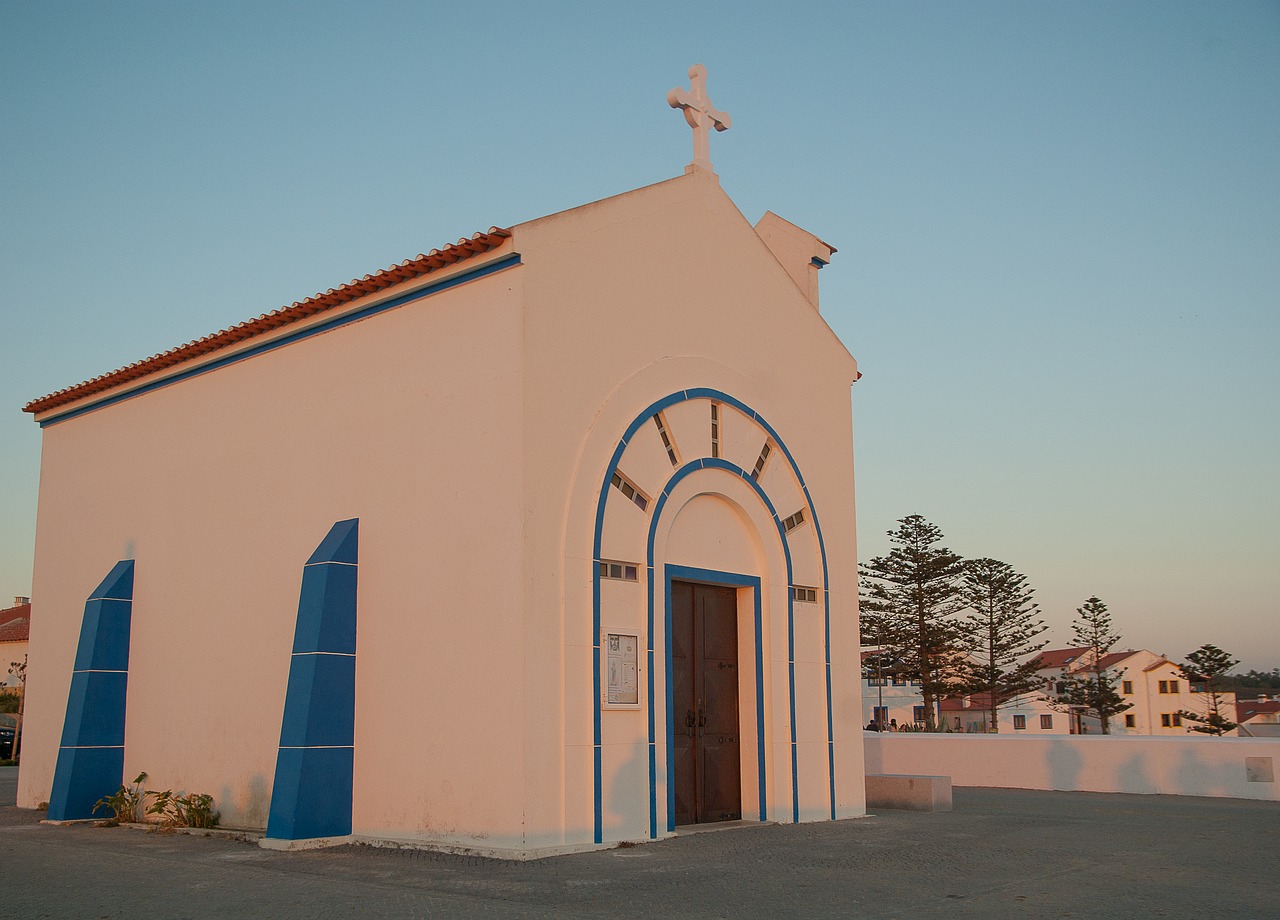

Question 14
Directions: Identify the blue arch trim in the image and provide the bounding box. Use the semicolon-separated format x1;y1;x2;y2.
590;389;836;843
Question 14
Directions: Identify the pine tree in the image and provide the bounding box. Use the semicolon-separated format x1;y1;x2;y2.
1056;596;1131;734
858;515;966;730
955;558;1048;733
1178;644;1239;736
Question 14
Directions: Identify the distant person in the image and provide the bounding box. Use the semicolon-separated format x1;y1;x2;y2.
889;719;899;731
865;720;881;731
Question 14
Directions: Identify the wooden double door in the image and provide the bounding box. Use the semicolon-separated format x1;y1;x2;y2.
671;581;742;825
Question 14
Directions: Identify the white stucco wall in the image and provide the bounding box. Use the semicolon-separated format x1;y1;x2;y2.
20;168;866;854
516;170;864;842
22;257;529;843
865;733;1280;801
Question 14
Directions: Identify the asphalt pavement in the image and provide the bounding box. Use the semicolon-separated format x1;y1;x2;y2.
2;766;1275;919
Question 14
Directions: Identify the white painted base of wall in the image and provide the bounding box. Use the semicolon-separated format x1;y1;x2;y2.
351;834;656;861
865;733;1280;801
259;834;354;851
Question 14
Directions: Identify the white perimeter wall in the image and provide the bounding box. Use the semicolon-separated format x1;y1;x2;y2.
865;732;1280;801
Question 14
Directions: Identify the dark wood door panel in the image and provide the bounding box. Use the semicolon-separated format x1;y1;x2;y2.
671;579;742;825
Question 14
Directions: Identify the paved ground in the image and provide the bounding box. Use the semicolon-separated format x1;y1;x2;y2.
2;767;1275;919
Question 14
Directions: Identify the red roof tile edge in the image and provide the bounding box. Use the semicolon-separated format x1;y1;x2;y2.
24;228;513;416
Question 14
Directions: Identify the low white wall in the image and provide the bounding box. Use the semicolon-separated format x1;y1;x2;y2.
864;732;1280;802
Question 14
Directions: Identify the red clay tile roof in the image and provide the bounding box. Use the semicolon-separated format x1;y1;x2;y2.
0;602;30;643
24;228;513;416
1098;651;1139;670
1030;647;1090;670
1236;699;1280;722
940;693;997;711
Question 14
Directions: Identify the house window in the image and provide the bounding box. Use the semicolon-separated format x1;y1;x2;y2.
1040;714;1053;730
710;403;720;459
782;509;806;533
1173;712;1182;726
790;585;817;603
912;706;926;723
1159;680;1180;694
1013;715;1027;730
1161;713;1182;728
1055;681;1066;695
891;675;908;687
598;560;639;582
1190;682;1205;694
866;677;886;687
1167;680;1179;694
1122;680;1133;695
1125;715;1136;728
873;706;888;724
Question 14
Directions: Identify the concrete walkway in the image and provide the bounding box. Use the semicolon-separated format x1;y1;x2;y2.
2;766;1274;918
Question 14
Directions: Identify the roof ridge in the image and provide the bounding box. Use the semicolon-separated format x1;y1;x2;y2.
24;228;512;416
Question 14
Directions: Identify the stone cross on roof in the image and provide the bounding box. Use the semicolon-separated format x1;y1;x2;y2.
667;64;731;174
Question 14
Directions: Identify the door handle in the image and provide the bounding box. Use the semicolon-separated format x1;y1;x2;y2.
686;709;696;737
698;708;707;736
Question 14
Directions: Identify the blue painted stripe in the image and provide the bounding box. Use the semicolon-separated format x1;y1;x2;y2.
48;560;135;822
266;519;358;842
591;388;833;840
39;255;523;428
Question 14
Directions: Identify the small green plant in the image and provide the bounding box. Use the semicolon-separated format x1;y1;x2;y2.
93;772;148;826
146;788;220;829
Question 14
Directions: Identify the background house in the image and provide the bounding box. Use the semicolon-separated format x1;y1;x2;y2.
1031;647;1238;736
1236;697;1280;737
0;597;30;688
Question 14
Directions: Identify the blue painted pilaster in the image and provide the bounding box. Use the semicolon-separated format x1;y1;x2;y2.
264;519;358;843
47;560;135;821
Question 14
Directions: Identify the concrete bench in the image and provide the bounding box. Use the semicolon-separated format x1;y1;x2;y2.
865;773;952;812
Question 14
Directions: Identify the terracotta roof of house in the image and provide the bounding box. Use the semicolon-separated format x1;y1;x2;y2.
0;602;31;643
1098;651;1139;670
23;228;513;416
940;693;997;711
1236;699;1280;722
1030;647;1090;670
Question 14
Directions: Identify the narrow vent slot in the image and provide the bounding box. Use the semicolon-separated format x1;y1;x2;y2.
598;560;640;582
610;471;650;511
751;441;772;481
652;412;680;467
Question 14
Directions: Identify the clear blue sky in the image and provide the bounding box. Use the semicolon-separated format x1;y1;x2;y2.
2;2;1277;670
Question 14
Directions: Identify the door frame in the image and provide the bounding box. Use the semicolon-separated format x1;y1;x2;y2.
662;565;766;833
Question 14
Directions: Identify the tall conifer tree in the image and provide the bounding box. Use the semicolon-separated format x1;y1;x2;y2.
858;515;966;730
1056;596;1131;733
1178;644;1239;736
955;558;1048;732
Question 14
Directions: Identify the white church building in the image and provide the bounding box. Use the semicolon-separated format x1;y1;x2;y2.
18;68;867;857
